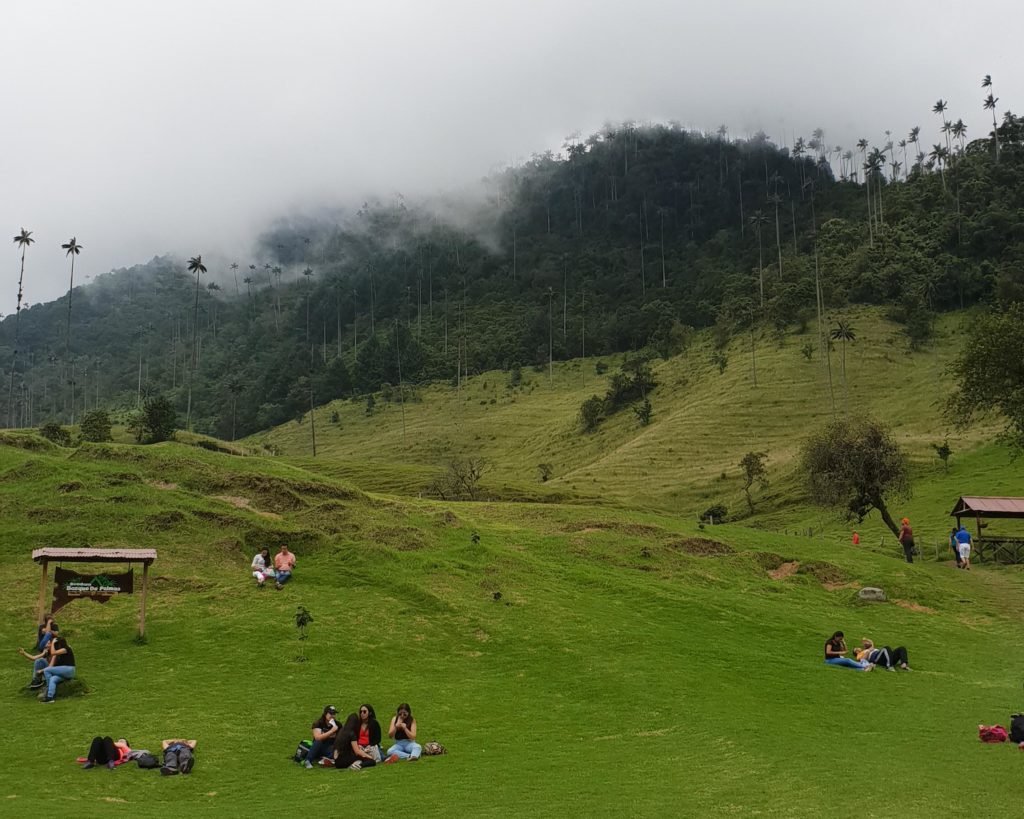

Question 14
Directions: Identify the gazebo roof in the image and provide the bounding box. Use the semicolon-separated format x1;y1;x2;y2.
950;496;1024;519
32;548;157;565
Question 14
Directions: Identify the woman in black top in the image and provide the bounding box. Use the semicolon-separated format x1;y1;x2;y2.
305;706;339;768
357;704;383;762
333;713;377;770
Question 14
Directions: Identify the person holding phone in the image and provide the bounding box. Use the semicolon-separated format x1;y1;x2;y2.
384;703;422;762
333;712;377;770
824;631;871;671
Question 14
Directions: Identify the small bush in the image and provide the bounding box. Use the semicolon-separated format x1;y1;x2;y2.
79;410;113;443
39;422;71;447
595;361;609;375
579;396;604;432
699;503;728;524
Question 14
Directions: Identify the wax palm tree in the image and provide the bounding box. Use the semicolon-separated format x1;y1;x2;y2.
829;320;857;414
908;126;921;171
8;229;34;427
929;144;948;189
226;376;244;441
302;267;314;347
952;119;967;154
983;74;1000;161
749;210;768;307
206;281;221;337
242;276;254;316
230;262;239;296
185;254;207;429
60;237;82;359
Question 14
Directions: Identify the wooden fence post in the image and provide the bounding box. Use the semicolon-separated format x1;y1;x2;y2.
138;562;149;638
36;560;49;623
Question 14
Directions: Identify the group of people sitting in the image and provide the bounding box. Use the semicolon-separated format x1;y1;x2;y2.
305;703;422;770
824;631;912;671
18;615;76;702
78;736;198;776
250;545;296;589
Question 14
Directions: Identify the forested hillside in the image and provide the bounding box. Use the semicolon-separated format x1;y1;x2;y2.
4;106;1024;439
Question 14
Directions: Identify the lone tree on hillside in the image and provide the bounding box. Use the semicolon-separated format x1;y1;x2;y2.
130;395;177;444
185;255;207;430
800;416;910;536
9;228;34;428
739;451;769;513
948;303;1024;452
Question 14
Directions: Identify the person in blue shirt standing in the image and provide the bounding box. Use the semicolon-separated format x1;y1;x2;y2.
954;525;973;570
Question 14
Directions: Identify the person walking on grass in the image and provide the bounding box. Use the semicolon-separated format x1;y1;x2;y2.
898;517;915;564
274;545;295;590
954;525;973;570
19;626;76;701
251;547;276;588
949;526;963;568
305;705;340;768
824;631;871;671
384;703;422;762
854;638;912;671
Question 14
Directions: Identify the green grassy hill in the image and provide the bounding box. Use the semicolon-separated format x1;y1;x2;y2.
255;309;1006;543
3;432;1023;817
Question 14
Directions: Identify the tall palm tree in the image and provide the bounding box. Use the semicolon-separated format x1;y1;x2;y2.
829;320;857;414
60;237;82;359
749;210;768;307
226;377;243;441
230;262;239;296
897;139;908;178
8;228;34;427
206;281;221;337
983;74;1001;162
242;276;254;317
929;144;948;189
952;119;967;154
302;267;314;348
185;254;207;429
908;126;921;172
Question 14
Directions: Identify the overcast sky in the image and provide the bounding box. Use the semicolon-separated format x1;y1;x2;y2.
2;0;1020;313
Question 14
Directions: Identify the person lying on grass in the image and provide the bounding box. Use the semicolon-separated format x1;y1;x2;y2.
384;702;422;762
854;639;912;671
824;631;871;671
333;713;377;770
81;737;131;769
160;738;197;776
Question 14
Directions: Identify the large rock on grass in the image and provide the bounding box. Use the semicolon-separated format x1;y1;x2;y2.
857;587;887;602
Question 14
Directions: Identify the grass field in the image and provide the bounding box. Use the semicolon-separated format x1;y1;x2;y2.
2;421;1024;817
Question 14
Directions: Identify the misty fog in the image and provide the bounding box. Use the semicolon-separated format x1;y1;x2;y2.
3;0;1020;313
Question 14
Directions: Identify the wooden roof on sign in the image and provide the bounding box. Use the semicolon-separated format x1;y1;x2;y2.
950;496;1024;519
32;548;157;565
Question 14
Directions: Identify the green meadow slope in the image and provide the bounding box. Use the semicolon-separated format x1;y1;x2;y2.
256;310;1004;537
2;435;1023;817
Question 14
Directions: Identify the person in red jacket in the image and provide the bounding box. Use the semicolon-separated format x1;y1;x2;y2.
898;518;915;563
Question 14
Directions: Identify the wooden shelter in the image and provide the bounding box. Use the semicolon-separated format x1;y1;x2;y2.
950;496;1024;563
31;548;157;637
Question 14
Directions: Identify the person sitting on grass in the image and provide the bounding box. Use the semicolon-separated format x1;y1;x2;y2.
333;713;377;770
357;703;384;762
160;738;197;776
305;705;340;768
384;703;422;762
20;626;77;700
251;547;276;589
954;525;973;570
824;631;871;671
274;545;296;590
81;736;131;769
855;638;911;672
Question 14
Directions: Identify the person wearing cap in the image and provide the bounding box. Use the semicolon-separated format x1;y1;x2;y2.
306;705;340;768
897;517;915;564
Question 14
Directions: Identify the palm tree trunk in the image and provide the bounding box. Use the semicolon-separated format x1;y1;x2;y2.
7;246;27;428
774;202;783;278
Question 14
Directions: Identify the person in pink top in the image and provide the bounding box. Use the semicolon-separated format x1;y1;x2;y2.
274;545;296;590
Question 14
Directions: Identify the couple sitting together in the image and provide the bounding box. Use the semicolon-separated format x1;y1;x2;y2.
824;631;912;671
250;545;296;590
306;703;421;770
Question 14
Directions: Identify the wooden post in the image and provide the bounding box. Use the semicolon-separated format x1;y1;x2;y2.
36;560;49;623
139;562;149;638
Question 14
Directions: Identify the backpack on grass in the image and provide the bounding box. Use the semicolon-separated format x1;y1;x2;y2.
979;725;1008;743
136;752;160;769
293;740;312;763
422;741;447;756
1010;714;1024;744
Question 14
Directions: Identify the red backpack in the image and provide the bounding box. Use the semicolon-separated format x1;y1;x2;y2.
978;725;1009;743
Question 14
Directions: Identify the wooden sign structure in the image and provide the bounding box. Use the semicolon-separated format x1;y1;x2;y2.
31;548;158;637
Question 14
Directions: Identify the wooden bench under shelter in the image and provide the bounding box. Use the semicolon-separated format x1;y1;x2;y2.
31;548;158;637
950;496;1024;564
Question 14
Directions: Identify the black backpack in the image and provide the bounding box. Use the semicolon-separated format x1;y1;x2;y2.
136;752;160;769
1010;714;1024;744
293;740;312;763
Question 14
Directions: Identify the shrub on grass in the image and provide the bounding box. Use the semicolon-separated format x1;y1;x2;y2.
699;503;728;524
79;410;113;443
39;422;71;447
